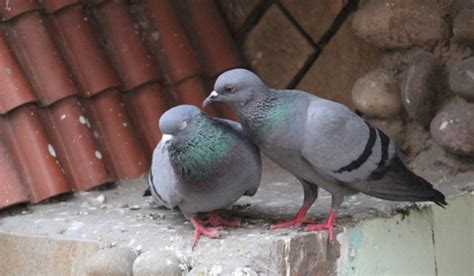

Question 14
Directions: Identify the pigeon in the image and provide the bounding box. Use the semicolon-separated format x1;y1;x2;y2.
203;69;447;240
148;105;262;247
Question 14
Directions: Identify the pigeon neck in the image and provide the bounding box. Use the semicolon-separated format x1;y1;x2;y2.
168;121;234;181
235;90;285;139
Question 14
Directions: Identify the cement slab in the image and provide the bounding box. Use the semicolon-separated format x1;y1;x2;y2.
0;157;471;275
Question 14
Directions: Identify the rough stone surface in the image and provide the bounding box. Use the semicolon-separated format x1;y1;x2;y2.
0;233;98;276
282;0;347;42
370;119;406;148
449;57;474;101
352;69;402;118
297;16;381;109
218;0;261;34
85;247;137;276
243;4;315;88
401;51;443;127
352;0;447;49
430;99;474;157
453;9;474;45
133;250;183;276
1;157;470;275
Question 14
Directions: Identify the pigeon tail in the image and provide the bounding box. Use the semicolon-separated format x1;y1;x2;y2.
365;157;448;208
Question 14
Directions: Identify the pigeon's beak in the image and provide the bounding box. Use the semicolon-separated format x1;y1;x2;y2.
161;134;173;143
202;91;219;107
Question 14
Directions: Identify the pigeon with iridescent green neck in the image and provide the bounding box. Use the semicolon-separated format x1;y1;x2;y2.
203;69;447;240
148;105;261;248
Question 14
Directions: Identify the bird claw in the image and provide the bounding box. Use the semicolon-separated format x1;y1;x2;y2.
303;210;337;240
304;223;335;240
269;206;316;229
204;212;241;227
191;217;224;249
270;217;317;229
191;226;223;249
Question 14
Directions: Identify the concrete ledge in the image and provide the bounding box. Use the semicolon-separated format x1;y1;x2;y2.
0;159;472;275
0;233;98;276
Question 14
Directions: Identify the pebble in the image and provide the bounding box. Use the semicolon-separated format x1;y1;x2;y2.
449;57;474;101
352;69;402;118
352;0;447;48
453;9;474;45
401;51;442;127
85;247;137;276
129;205;141;211
132;250;183;276
430;99;474;156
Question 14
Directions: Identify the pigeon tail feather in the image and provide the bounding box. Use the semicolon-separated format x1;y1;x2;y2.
365;157;447;207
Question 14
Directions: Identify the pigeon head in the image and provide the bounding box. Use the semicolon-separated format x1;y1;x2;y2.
159;105;205;143
203;69;267;107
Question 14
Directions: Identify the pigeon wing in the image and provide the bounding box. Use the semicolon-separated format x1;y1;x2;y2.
301;99;385;183
301;99;447;206
148;139;183;209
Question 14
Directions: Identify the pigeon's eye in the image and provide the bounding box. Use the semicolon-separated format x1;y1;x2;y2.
179;121;187;130
224;85;235;93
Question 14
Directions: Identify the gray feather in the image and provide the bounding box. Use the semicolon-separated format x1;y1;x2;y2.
148;105;262;217
211;69;446;208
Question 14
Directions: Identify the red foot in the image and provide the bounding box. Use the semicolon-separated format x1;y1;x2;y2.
304;210;337;240
202;212;241;227
190;217;223;248
270;207;317;230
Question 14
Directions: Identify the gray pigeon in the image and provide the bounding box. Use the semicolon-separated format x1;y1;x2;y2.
203;69;447;240
148;105;261;247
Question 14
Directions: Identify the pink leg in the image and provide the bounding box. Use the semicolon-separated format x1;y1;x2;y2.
190;217;223;249
304;210;337;240
204;212;241;227
270;207;318;229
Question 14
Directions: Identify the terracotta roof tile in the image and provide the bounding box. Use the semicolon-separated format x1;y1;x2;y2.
123;82;170;156
0;0;245;209
5;11;79;105
1;104;70;202
93;0;160;91
0;138;30;209
182;0;245;78
0;0;40;21
170;76;218;116
84;89;148;180
48;3;121;96
142;0;202;84
39;97;111;190
0;31;38;113
41;0;79;13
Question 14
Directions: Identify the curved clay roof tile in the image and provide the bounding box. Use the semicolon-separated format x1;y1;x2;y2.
0;31;38;114
0;0;40;21
8;11;79;105
49;4;121;97
93;0;160;91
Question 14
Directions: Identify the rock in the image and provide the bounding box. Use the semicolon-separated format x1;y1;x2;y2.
401;51;443;127
353;0;447;48
453;9;474;45
449;57;474;101
85;247;137;276
370;119;406;148
352;69;402;118
133;250;183;276
430;99;474;156
297;16;381;109
243;4;315;88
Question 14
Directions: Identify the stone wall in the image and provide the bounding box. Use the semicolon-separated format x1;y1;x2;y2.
218;0;474;174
